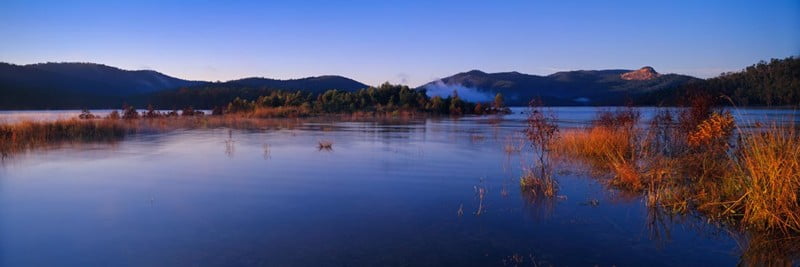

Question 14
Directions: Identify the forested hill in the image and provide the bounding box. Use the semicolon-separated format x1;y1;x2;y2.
702;57;798;106
639;56;800;106
421;67;699;106
0;62;368;109
2;58;797;109
0;62;204;109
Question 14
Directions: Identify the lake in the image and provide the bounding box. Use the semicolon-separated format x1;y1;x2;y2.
1;107;797;266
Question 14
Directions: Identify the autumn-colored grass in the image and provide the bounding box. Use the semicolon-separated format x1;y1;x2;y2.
0;119;130;151
519;168;557;198
0;114;312;157
552;125;642;190
548;106;800;236
250;106;312;118
736;124;800;233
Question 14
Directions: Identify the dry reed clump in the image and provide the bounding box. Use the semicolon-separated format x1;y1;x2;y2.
551;108;643;190
554;127;643;191
250;106;312;118
519;168;557;198
551;101;800;237
1;119;129;144
687;111;735;148
609;159;643;191
737;124;800;233
0;119;131;156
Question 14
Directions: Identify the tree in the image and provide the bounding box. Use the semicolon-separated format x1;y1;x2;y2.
493;93;505;109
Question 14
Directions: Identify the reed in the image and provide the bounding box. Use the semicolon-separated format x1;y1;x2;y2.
519;168;557;198
736;123;800;233
0;119;130;146
552;125;641;190
250;106;312;118
547;106;800;235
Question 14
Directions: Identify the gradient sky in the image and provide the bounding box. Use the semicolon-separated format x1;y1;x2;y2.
1;0;798;86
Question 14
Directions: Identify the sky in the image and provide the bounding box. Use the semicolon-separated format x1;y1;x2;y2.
0;0;798;87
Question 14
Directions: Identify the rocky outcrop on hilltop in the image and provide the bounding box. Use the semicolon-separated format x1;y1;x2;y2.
621;66;660;80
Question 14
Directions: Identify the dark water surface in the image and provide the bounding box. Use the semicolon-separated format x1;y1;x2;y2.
1;108;797;266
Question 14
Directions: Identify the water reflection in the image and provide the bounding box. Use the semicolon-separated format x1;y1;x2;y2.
224;129;236;157
262;144;271;160
0;109;797;266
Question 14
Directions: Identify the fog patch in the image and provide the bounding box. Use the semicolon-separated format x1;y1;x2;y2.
424;80;494;102
573;97;591;103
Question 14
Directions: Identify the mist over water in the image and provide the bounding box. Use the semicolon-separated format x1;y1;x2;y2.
423;80;495;102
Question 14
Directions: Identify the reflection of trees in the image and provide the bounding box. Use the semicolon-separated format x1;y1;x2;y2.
262;144;271;160
224;129;235;158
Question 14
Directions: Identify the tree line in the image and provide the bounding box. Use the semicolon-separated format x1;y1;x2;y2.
223;82;510;115
641;56;799;106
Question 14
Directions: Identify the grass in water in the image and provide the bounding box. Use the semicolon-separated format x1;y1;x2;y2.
541;99;800;237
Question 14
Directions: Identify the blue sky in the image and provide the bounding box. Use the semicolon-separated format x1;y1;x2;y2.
1;0;798;86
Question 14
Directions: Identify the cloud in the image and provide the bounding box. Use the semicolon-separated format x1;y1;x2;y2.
423;80;494;102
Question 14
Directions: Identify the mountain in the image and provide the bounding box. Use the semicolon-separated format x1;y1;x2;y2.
0;62;369;109
222;76;368;94
421;67;699;105
0;62;206;109
24;62;205;94
0;62;203;96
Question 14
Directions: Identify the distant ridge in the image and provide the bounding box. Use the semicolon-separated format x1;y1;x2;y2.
222;75;368;94
0;61;702;109
0;62;368;109
420;67;698;105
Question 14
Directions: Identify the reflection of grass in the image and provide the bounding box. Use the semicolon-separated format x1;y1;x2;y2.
737;230;800;266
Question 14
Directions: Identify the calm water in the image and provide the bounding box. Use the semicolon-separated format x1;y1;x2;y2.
1;108;797;266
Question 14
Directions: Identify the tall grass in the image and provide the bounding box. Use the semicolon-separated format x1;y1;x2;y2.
737;124;800;233
0;114;314;157
552;108;643;191
0;119;129;150
545;104;800;236
250;106;312;118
